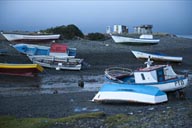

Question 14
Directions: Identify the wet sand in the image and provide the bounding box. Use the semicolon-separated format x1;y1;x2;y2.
0;34;192;127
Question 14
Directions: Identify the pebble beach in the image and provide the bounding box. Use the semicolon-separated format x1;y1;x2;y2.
0;33;192;127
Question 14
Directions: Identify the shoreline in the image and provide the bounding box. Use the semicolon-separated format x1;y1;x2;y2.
0;34;192;127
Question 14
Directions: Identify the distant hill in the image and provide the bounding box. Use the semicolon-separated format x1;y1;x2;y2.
40;24;84;39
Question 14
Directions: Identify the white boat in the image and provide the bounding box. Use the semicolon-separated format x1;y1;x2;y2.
104;58;188;92
1;32;60;42
111;34;160;44
30;55;83;70
131;50;183;62
92;83;168;104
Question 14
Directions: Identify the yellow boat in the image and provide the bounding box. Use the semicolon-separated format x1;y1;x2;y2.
0;63;44;76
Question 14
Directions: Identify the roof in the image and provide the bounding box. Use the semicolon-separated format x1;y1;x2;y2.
136;65;166;72
50;43;68;53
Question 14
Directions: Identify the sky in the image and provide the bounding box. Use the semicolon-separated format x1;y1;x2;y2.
0;0;192;35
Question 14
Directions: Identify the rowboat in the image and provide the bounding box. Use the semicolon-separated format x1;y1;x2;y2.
131;50;183;62
13;44;50;56
30;56;83;70
0;63;44;76
1;32;60;42
105;58;188;92
92;83;168;104
111;34;160;44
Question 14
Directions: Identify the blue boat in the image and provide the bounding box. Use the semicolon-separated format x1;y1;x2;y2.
13;43;77;58
13;44;50;56
92;83;168;104
104;58;188;92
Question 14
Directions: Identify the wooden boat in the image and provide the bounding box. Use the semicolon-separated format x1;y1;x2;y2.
13;43;50;56
0;63;44;76
131;50;183;62
1;32;60;42
13;43;76;58
30;56;83;70
92;83;168;104
104;58;188;92
111;34;160;44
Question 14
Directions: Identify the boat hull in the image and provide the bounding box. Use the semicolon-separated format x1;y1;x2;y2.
92;84;168;104
14;44;50;56
2;33;60;42
145;77;188;92
132;50;183;62
0;63;44;77
30;56;83;71
111;35;159;44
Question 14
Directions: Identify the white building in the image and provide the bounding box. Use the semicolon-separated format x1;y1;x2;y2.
113;25;128;34
106;26;111;34
134;25;153;34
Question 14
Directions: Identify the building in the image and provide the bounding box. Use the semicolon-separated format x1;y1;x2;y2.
113;25;128;34
134;25;153;34
106;26;111;34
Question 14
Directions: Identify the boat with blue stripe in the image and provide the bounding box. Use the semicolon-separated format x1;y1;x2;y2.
92;57;189;104
92;83;168;104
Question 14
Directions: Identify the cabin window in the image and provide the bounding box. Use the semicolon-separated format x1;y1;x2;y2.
157;69;165;82
141;73;145;80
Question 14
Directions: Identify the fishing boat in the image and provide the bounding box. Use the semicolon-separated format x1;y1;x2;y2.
105;58;188;92
111;34;160;44
13;43;76;58
1;32;60;42
92;83;168;104
30;56;83;70
0;63;44;76
131;50;183;62
49;43;76;58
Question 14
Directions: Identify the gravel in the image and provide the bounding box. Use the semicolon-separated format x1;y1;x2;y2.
0;34;192;127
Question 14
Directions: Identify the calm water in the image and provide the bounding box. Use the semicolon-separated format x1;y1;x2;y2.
177;35;192;39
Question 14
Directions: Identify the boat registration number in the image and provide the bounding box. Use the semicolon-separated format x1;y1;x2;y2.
174;80;184;87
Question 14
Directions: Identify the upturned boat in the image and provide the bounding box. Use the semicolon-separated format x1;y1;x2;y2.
92;83;168;104
0;63;44;76
131;50;183;62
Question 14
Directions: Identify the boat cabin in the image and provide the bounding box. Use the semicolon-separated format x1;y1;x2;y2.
134;65;177;84
49;43;76;58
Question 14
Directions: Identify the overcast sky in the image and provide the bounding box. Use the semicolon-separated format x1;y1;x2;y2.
0;0;191;34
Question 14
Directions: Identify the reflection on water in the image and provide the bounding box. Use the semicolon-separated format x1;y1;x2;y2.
0;74;104;96
0;72;192;98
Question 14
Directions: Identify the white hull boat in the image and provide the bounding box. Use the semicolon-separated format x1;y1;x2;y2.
104;58;189;92
111;34;160;44
92;83;168;104
131;50;183;62
2;33;60;42
30;56;83;70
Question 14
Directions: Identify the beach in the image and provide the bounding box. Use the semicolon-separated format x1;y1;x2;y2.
0;34;192;127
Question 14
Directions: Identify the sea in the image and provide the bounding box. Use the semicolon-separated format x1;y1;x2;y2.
177;35;192;39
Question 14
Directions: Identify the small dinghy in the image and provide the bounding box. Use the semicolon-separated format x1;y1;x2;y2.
92;83;168;104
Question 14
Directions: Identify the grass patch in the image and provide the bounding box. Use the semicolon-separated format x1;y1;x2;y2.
0;112;105;128
105;114;136;128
